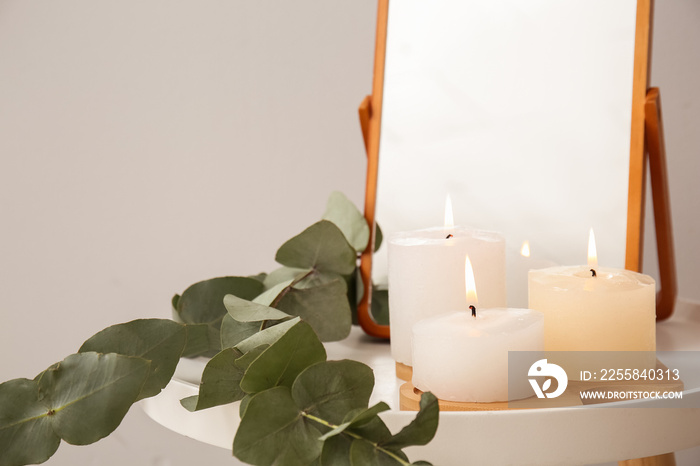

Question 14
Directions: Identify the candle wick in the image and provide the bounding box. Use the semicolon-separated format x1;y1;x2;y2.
590;268;597;278
446;234;454;239
469;305;476;318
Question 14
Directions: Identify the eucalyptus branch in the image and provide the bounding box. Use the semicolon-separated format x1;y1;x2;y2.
270;268;315;308
301;412;411;466
261;268;316;331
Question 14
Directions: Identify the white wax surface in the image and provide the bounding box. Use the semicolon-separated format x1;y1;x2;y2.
412;308;544;402
388;226;506;365
528;266;656;352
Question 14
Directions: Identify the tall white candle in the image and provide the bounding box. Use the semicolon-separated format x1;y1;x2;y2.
388;226;506;366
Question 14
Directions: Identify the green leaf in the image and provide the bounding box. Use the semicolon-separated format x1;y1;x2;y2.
181;346;267;412
239;394;252;418
252;279;295;306
350;440;409;466
275;220;357;276
240;321;326;394
175;277;264;355
78;319;186;400
276;278;352;342
380;392;439;450
322;191;370;253
320;435;353;466
224;293;291;322
233;386;323;466
37;352;150;445
0;378;61;466
220;315;261;349
347;270;361;326
318;403;391;441
370;286;390;326
171;294;181;317
374;222;384;252
344;402;391;428
263;266;310;289
181;323;211;357
234;317;301;353
248;272;268;283
292;360;374;425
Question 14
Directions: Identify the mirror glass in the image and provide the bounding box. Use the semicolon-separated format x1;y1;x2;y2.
373;0;638;306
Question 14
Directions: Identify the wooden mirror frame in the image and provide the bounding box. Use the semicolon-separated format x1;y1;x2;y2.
357;0;676;341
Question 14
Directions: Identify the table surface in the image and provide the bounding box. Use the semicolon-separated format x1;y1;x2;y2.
141;300;700;466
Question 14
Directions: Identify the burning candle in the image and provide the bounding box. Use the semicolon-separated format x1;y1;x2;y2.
411;256;544;402
528;229;656;353
388;196;507;370
506;240;558;307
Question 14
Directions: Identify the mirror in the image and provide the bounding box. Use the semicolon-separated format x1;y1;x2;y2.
359;0;652;335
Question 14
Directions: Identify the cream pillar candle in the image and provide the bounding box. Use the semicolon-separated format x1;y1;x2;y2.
388;226;506;366
528;230;656;353
528;266;656;351
412;308;544;402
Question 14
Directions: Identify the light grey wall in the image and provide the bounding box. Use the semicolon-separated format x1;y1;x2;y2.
0;1;697;465
0;1;376;464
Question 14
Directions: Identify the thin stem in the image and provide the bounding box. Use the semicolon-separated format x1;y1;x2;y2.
301;412;410;466
269;269;315;308
261;269;317;331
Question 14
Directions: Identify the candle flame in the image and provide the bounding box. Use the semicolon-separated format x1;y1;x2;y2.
464;255;478;307
588;228;598;268
520;240;530;257
444;194;454;229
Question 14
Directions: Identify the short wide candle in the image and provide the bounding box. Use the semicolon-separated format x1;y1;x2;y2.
528;266;656;352
388;226;506;366
412;309;544;402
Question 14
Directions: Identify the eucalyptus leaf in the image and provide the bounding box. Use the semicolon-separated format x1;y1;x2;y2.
239;394;252;418
293;269;344;290
234;317;300;353
343;402;391;428
248;272;268;283
318;416;396;465
224;293;291;322
233;386;323;466
181;323;211;358
171;294;181;317
37;352;150;445
322;191;370;253
175;276;264;355
181;346;267;412
292;360;374;425
79;319;186;400
374;222;384;252
350;439;409;466
0;378;61;466
263;266;309;289
252;279;295;306
380;392;439;450
371;286;390;326
220;315;261;349
275;220;357;276
320;434;353;466
276;278;352;342
240;321;326;393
